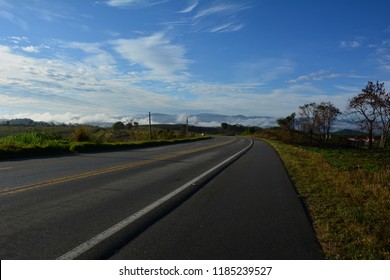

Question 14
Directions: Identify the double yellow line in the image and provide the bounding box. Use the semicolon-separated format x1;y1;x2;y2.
0;138;235;196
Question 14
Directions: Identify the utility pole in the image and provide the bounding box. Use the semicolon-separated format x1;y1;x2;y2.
186;117;189;139
149;112;152;141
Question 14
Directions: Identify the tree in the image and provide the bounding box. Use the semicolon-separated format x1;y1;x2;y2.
314;102;341;142
221;123;229;130
377;87;390;149
348;81;381;149
276;112;296;141
112;121;125;130
299;103;317;143
125;122;133;130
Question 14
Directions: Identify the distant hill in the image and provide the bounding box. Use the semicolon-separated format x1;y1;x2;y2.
0;118;54;126
0;113;359;130
137;113;278;128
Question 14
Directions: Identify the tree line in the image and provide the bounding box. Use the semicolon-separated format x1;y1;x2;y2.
277;81;390;149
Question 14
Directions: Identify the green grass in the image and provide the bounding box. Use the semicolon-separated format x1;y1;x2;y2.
0;131;66;147
0;126;210;159
260;137;390;259
307;147;390;172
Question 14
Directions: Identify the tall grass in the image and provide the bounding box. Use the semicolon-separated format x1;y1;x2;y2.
0;131;66;147
0;127;209;158
264;139;390;259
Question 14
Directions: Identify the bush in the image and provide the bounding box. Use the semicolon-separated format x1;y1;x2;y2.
112;121;125;130
72;126;91;142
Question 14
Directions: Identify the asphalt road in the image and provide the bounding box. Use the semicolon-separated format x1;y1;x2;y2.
110;140;324;260
0;136;252;259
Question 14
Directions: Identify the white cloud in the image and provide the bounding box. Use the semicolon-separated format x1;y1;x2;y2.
106;0;168;8
0;42;353;122
209;23;244;33
0;43;192;117
112;32;191;82
6;36;30;43
194;3;247;20
179;1;198;13
0;112;131;125
64;41;115;67
21;45;39;53
339;40;362;49
190;2;249;33
288;70;342;83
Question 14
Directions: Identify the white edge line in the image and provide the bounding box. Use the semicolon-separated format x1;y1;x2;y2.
57;139;253;260
0;167;13;171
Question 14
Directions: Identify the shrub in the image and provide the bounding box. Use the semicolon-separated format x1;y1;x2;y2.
112;121;125;130
72;126;91;142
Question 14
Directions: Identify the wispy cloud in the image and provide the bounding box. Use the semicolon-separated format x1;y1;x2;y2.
63;41;115;68
288;70;342;83
0;8;28;30
112;32;191;82
375;40;390;71
209;22;244;33
339;40;361;48
189;2;249;33
179;1;198;13
339;37;366;49
4;36;30;44
193;3;247;20
236;58;295;84
20;45;39;53
105;0;169;8
0;0;90;32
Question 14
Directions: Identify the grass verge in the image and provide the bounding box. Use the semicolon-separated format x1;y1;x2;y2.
261;138;390;259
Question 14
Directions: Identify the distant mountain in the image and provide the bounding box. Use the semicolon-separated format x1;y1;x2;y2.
0;113;359;130
132;113;278;128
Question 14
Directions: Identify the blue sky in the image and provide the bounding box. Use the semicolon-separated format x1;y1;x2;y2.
0;0;389;124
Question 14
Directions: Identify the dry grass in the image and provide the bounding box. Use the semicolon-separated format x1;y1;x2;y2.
262;138;390;259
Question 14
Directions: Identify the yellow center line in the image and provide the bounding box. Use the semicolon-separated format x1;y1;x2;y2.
0;138;236;196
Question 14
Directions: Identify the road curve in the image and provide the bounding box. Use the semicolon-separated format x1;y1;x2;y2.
0;136;250;259
110;140;324;260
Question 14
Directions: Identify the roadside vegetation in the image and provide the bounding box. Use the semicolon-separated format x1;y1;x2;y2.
254;81;390;259
257;131;389;259
0;123;209;159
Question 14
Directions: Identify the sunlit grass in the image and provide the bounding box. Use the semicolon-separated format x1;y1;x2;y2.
0;127;209;158
261;138;390;259
0;131;66;147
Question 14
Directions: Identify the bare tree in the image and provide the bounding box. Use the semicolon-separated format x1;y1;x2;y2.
314;102;341;142
348;81;381;149
377;86;390;149
299;103;317;143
